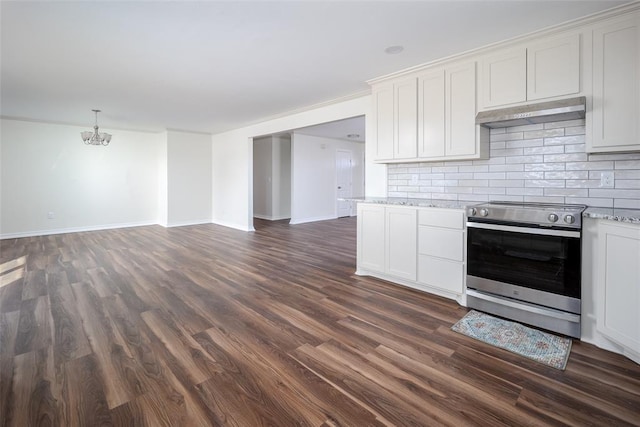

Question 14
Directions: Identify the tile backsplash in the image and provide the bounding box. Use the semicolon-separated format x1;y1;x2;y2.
387;119;640;209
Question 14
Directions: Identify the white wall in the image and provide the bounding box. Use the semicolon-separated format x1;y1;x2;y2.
166;130;212;226
253;136;273;219
273;135;291;219
0;118;163;237
211;95;380;231
290;133;364;224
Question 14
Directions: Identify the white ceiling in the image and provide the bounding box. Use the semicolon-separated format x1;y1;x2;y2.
0;1;628;135
295;116;365;143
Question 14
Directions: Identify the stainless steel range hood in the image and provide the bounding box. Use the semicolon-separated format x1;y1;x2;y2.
476;96;586;128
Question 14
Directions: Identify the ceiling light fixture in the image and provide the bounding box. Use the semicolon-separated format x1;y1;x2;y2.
81;109;112;146
384;45;404;55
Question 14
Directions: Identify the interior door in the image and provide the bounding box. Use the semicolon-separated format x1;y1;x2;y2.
336;150;352;218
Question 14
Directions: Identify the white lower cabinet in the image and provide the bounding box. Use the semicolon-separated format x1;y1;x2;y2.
596;220;640;358
356;203;466;304
582;217;640;364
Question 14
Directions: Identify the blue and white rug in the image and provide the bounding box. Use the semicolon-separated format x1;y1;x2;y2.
451;310;572;370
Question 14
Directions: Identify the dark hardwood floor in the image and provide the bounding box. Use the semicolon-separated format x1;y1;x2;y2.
1;217;639;426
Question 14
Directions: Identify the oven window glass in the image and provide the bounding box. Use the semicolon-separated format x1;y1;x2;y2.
467;227;581;298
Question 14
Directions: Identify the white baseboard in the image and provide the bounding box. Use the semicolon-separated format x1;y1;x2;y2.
210;219;254;232
0;220;158;239
289;214;336;225
253;214;291;221
165;219;212;228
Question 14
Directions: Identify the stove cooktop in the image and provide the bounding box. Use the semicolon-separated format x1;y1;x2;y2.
466;201;587;229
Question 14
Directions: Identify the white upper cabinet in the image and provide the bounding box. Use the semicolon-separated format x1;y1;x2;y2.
479;33;581;109
446;62;479;158
527;34;581;101
417;69;446;158
480;48;527;108
588;12;640;153
372;78;417;161
414;61;488;162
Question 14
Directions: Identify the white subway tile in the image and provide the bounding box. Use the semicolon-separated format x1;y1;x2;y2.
419;186;445;193
416;180;432;186
491;148;524;157
459;165;489;173
490;127;506;135
589;189;640;199
388;191;408;197
614;199;640;209
432;180;459;186
462;194;490;202
473;187;507;195
615;160;640;170
445;172;474;180
443;161;470;166
526;179;565;188
407;192;431;199
524;196;567;204
566;197;613;207
473;172;507;180
544;119;585;129
564;126;586;136
431;166;460;173
490;142;506;150
491;132;524;142
498;195;525;202
544;135;585;146
544;188;588;197
544;171;589;180
507;188;543;196
490;164;525;172
432;193;459;201
525;163;566;171
505;138;544;149
544;153;589;163
445;186;473;194
489;179;525;187
588;153;640;161
506;123;544;133
524;128;564;139
615;180;640;189
397;186;420;192
506;171;544;179
505;155;544;164
524;146;564;155
472;157;506;165
420;173;445;180
566;180;601;188
565;161;614;170
614;170;640;179
564;144;586;154
459;179;488;187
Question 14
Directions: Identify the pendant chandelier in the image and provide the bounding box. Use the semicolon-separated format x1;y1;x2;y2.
81;109;112;146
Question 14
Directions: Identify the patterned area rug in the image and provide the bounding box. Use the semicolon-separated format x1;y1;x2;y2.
451;310;572;370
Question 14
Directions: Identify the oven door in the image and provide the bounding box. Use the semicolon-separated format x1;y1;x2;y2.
467;221;581;311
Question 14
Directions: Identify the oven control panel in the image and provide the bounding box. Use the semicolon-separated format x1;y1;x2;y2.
466;201;585;229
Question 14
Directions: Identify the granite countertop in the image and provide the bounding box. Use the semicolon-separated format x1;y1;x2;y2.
344;197;476;210
583;207;640;224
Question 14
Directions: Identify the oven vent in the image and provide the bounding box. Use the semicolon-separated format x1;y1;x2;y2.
476;96;586;128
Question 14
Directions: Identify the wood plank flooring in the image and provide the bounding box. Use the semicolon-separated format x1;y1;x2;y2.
1;217;639;426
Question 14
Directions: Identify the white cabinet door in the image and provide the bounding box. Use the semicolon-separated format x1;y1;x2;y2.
596;221;640;354
395;77;418;160
589;14;640;153
418;256;464;294
357;204;386;273
527;34;581;101
447;62;478;157
480;48;527;108
385;207;417;281
418;69;446;158
372;84;395;160
418;226;464;262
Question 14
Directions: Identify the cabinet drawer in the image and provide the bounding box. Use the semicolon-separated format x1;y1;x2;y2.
418;209;464;229
418;226;464;261
418;255;464;294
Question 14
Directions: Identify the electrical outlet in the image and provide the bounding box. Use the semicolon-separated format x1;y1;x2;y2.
600;171;614;188
47;211;55;219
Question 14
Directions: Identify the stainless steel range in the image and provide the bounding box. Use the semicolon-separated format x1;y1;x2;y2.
466;201;587;338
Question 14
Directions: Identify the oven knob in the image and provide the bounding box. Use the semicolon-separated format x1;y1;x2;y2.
564;214;576;224
467;208;477;216
479;208;489;217
548;213;559;223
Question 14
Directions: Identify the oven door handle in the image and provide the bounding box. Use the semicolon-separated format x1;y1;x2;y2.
466;221;581;238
